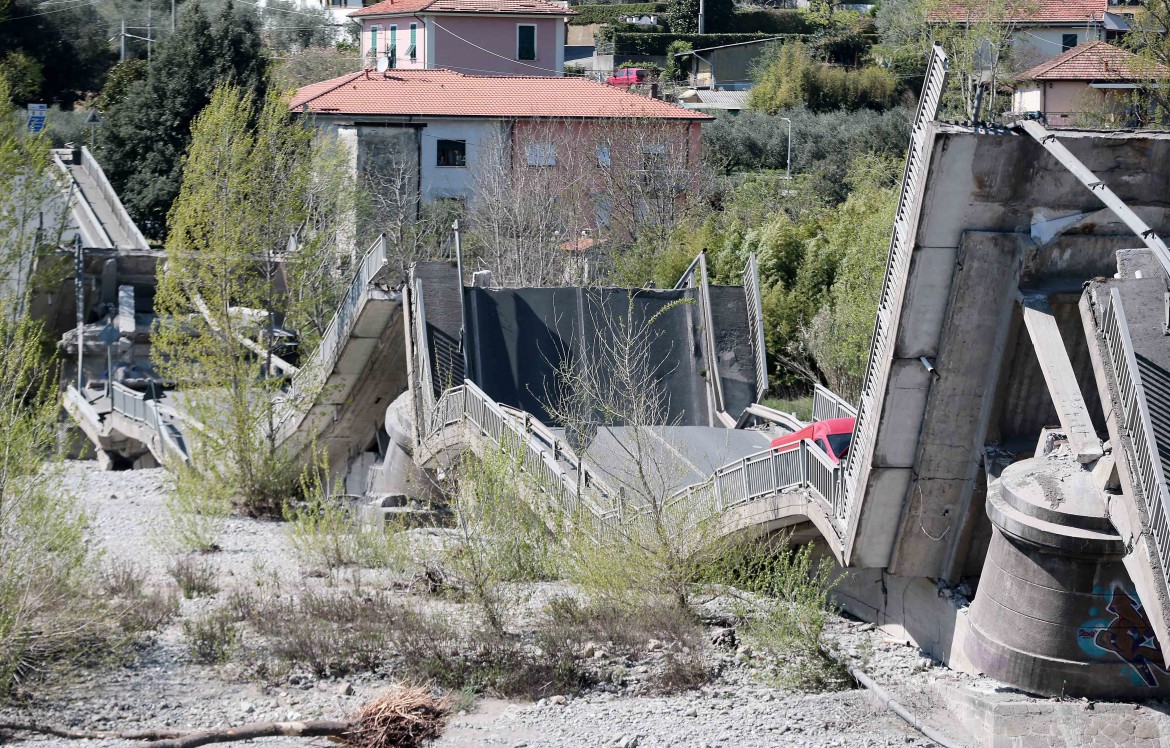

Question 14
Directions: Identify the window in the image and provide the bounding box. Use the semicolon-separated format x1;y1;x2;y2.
436;139;466;167
595;143;611;167
369;25;380;55
408;23;417;60
388;24;398;67
517;24;536;61
525;141;556;166
1062;33;1077;52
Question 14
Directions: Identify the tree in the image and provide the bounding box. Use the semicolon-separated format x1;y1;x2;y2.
1123;0;1170;123
667;0;733;33
921;0;1038;120
748;42;899;115
0;83;94;693
548;292;727;610
262;0;336;53
271;47;362;91
0;0;116;107
99;1;267;239
153;84;356;517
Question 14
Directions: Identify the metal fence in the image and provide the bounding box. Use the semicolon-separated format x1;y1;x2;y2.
291;235;388;399
80;147;149;249
812;384;857;423
839;42;949;539
1100;289;1170;584
109;382;188;462
743;254;769;401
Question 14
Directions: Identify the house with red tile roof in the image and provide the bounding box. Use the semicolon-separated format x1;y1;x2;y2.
291;68;711;208
927;0;1138;69
348;0;574;76
1011;40;1168;127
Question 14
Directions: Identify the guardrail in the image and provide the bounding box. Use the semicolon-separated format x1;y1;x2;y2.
840;42;948;538
109;382;188;462
1100;289;1170;585
53;152;113;249
675;251;731;425
813;384;857;423
290;235;388;398
743;253;768;401
79;147;149;249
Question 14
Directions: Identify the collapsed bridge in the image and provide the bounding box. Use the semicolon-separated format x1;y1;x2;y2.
55;43;1170;702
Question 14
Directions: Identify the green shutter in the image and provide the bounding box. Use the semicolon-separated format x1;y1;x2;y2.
370;27;377;54
409;24;417;60
518;25;535;61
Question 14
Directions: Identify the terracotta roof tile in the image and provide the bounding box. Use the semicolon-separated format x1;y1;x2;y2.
290;69;711;120
928;0;1112;24
1018;41;1169;81
351;0;573;18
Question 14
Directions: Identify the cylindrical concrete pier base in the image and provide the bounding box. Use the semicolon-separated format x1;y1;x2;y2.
966;456;1170;698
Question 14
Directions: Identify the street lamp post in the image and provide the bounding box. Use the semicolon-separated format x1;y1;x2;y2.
780;117;792;180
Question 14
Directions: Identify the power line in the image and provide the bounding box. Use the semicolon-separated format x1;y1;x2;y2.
0;0;99;24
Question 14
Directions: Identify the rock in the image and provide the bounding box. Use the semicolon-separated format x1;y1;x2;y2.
615;736;639;748
239;702;254;714
337;682;353;696
711;628;737;648
685;707;699;717
549;695;568;706
647;639;664;652
286;711;302;721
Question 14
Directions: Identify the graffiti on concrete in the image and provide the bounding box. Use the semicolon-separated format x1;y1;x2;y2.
1078;585;1168;687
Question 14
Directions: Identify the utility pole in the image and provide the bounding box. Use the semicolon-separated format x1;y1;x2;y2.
120;18;126;62
697;0;705;34
171;0;176;31
75;235;84;391
147;0;152;61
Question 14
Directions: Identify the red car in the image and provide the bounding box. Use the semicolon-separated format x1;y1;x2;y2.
606;68;650;87
770;417;856;464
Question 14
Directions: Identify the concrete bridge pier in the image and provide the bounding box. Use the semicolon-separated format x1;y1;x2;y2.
965;453;1170;699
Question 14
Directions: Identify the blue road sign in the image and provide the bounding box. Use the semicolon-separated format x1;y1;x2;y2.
27;103;47;134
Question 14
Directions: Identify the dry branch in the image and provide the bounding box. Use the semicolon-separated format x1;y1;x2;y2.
141;720;349;748
0;686;451;748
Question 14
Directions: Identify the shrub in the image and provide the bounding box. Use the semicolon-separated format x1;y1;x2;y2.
100;561;180;633
570;3;669;27
183;609;239;664
244;589;395;676
598;31;775;56
392;607;590;699
708;535;850;691
169;555;220;598
285;459;410;572
663;40;692;82
748;42;900;115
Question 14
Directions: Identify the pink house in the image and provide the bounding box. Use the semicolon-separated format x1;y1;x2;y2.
1012;41;1169;128
350;0;575;76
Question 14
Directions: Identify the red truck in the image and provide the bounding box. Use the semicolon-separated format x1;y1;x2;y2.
770;418;856;464
606;68;651;87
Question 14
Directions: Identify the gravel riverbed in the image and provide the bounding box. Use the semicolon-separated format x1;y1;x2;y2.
0;461;977;747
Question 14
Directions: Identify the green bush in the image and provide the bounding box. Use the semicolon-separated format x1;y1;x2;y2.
724;8;815;34
599;31;776;56
749;42;898;114
570;3;668;26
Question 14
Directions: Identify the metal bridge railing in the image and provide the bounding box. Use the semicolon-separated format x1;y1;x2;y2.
839;42;949;540
109;381;188;462
743;253;769;402
291;235;388;399
1100;289;1170;581
812;384;858;423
